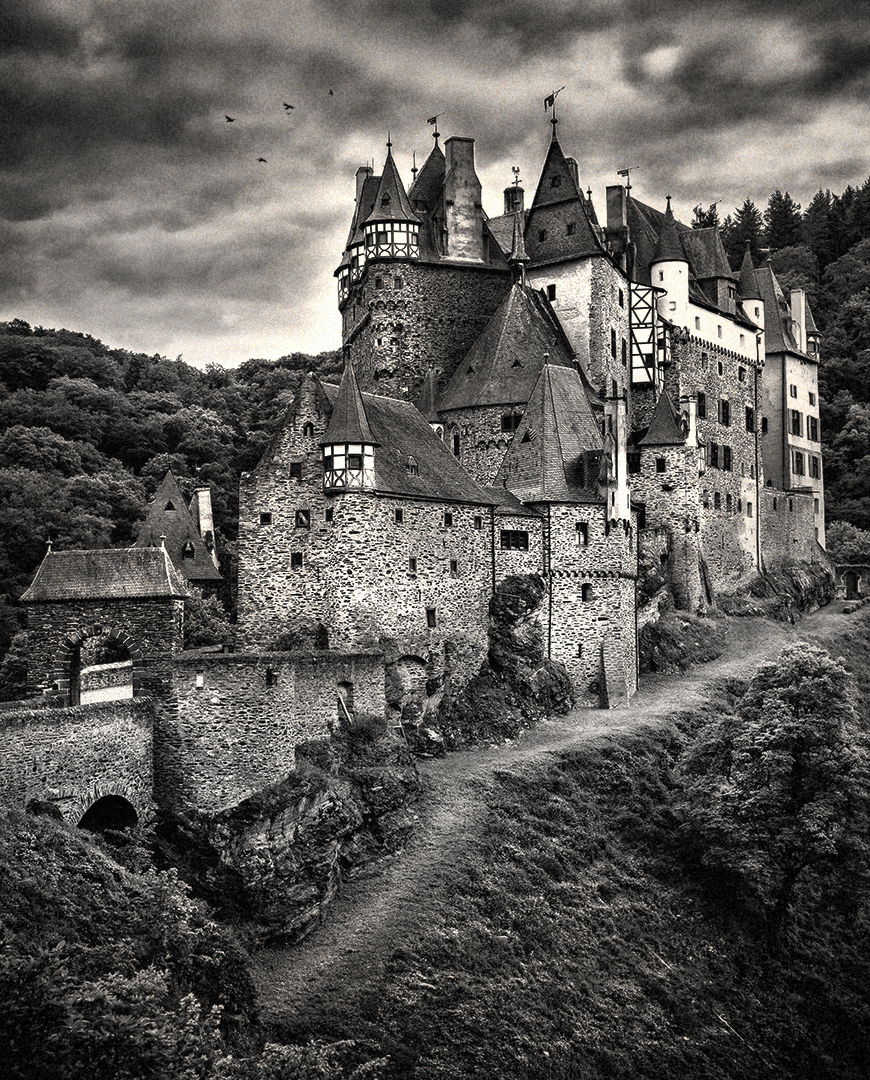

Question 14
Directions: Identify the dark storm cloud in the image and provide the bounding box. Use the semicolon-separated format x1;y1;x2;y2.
0;0;867;364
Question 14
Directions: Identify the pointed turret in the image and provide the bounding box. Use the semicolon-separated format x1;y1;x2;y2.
738;242;762;300
508;211;528;282
651;198;686;265
408;142;446;213
321;355;378;491
134;471;223;583
638;389;687;447
524;134;602;265
362;143;420;260
651;197;689;326
364;146;418;226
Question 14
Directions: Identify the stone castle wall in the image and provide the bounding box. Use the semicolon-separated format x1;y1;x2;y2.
171;650;384;813
341;259;510;399
760;488;818;568
0;697;154;824
441;404;515;485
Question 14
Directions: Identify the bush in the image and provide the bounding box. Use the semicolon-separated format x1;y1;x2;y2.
638;609;721;674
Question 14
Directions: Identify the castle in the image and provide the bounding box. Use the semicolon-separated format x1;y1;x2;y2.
3;121;828;829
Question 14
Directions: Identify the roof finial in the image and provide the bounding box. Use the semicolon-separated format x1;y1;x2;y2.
427;113;441;146
666;194;672;211
386;131;392;150
46;536;53;553
512;165;522;187
543;86;565;139
411;149;418;178
159;534;167;551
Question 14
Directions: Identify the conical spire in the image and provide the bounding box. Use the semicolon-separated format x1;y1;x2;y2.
638;389;687;447
321;357;378;446
651;197;686;264
508;210;528;278
364;145;418;225
531;135;583;209
737;241;762;299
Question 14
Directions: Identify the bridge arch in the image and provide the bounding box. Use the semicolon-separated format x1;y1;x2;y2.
52;626;146;705
78;794;138;833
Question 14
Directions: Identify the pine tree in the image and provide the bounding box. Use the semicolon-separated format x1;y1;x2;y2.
691;202;720;229
722;200;764;265
802;189;836;267
763;190;802;251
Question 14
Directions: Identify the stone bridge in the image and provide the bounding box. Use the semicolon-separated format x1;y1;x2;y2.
0;696;154;828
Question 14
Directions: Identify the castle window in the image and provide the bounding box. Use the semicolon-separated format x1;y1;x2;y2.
697;391;707;418
738;366;746;382
409;556;417;573
702;490;710;508
374;276;384;289
291;552;303;569
295;509;310;529
289;462;303;479
726;493;733;511
546;284;557;301
610;328;617;359
709;442;719;468
474;515;483;531
325;507;334;523
551;175;561;188
808;416;819;442
394;275;404;288
449;559;459;576
539;229;548;242
714;492;721;509
621;339;627;366
790;409;803;436
581;583;593;601
739;336;745;349
814;497;819;513
700;351;708;369
810;456;820;479
576;644;583;658
500;529;529;551
719;399;731;426
655;457;666;473
737;498;742;511
747;501;753;517
790;384;798;398
793;451;805;475
452;431;461;457
407;455;419;475
501;411;522;433
302;421;315;437
566;222;576;236
443;511;453;527
722;446;732;471
658;271;664;282
773;497;779;510
380;194;390;207
809;391;816;406
745;406;755;432
627;452;641;474
717;325;723;339
395;507;404;525
426;607;437;628
618;289;624;308
577;522;589;546
265;668;277;687
755;307;760;319
695;316;701;330
717;360;724;375
761;416;768;434
195;670;204;689
347;453;363;470
182;540;195;560
259;511;273;525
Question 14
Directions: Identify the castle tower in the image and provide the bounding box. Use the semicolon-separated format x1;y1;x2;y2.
320;355;379;491
651;197;689;328
361;144;420;260
737;242;764;330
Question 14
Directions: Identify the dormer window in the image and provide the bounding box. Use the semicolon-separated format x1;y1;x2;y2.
381;194;391;207
182;540;195;560
566;222;576;235
407;455;419;476
322;442;375;490
551;175;561;188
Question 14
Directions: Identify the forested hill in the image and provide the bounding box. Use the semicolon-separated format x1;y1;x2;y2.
0;320;340;652
0;177;869;653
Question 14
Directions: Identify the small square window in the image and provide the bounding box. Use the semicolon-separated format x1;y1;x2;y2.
289;462;302;479
577;522;589;546
473;515;483;531
551;175;561;188
566;222;576;235
195;670;205;689
395;507;404;525
408;557;417;573
325;508;334;523
295;509;310;529
426;607;437;628
394;276;404;288
546;283;556;301
717;325;723;339
347;453;363;470
259;511;272;525
694;316;701;330
809;391;816;405
747;501;753;517
538;229;548;242
761;416;768;434
738;366;746;382
449;559;459;576
581;583;593;601
374;276;384;289
655;457;666;473
443;511;453;527
290;552;303;569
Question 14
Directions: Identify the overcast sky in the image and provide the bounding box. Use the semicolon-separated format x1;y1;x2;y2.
1;0;868;367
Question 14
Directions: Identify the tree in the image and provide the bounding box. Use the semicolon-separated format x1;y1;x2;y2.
183;591;232;649
677;645;870;938
803;189;836;267
764;190;802;251
691;203;720;229
826;521;870;565
768;244;820;310
824;401;870;528
721;200;764;265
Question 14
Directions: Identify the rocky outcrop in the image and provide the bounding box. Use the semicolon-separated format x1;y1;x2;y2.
158;729;420;943
717;562;835;621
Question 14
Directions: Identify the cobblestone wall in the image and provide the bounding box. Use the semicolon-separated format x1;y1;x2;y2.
0;698;154;824
441;405;515;485
171;651;384;812
760;488;818;567
341;260;510;399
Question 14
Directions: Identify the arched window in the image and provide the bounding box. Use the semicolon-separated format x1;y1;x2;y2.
452;430;461;457
581;583;593;601
302;421;315;437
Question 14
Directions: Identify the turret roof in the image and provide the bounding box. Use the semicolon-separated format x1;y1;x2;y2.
363;147;419;225
438;284;575;411
321;358;379;446
651;199;686;264
680;227;732;279
524;136;603;264
508;211;529;264
408;143;446;212
134;471;222;582
21;546;191;602
638;389;687;447
531;135;583;208
737;243;762;299
754;264;803;355
494;363;604;505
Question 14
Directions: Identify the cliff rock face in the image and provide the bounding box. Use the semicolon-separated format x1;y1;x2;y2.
159;731;419;943
718;562;835;620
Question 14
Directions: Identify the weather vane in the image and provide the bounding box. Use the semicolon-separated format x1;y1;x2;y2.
426;113;442;145
543;86;565;130
617;165;638;192
512;165;522;187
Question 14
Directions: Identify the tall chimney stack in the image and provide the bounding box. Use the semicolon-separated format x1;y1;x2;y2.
443;137;484;261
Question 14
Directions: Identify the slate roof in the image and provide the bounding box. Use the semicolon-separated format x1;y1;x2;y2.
486;210;527;256
495;364;604;504
680;227;732;279
524;136;603;264
737;243;762;299
651;199;686;264
754;264;803;354
321;359;379;446
408;143;445;212
21;546;191;602
438;284;575;411
508;211;529;264
363;148;419;225
321;381;494;505
530;136;584;210
638;390;687;447
134;472;223;582
805;298;819;335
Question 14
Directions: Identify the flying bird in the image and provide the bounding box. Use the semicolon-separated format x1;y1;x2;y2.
328;89;334;96
258;157;268;163
225;115;236;122
283;103;295;110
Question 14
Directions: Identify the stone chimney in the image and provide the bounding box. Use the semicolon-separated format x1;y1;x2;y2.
443;137;484;261
789;289;808;353
354;165;373;205
504;184;524;215
605;184;629;266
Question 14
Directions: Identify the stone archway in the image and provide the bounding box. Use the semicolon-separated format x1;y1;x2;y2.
78;794;138;832
844;570;860;600
53;626;146;705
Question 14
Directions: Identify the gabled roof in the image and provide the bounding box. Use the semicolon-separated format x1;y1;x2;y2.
680;227;732;279
408;143;445;212
21;546;191;602
738;243;761;300
321;359;379;446
754;264;803;354
638;390;687;447
438;284;575;411
805;299;819;335
651;199;686;264
486;210;528;256
524;136;603;264
134;472;223;582
531;136;583;209
494;364;603;504
363;148;418;225
321;380;494;505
